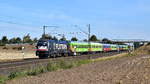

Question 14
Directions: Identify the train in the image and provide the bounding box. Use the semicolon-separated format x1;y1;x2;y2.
36;39;130;59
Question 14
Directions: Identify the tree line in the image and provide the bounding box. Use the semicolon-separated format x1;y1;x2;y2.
0;34;120;46
0;34;39;46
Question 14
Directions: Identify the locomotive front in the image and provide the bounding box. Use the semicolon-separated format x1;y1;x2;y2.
36;40;49;58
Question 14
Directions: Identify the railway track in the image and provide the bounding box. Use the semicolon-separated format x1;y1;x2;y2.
0;51;126;76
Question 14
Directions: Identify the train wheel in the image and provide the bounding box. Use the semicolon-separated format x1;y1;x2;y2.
51;54;56;58
39;55;43;59
39;55;48;59
65;53;68;57
39;55;45;59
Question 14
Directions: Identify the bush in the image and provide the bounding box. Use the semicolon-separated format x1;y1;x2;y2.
46;60;77;71
147;42;150;45
12;47;17;50
3;47;8;50
58;60;70;69
27;67;46;76
8;72;26;80
47;62;60;71
76;60;91;66
1;59;94;84
0;43;5;46
17;46;22;51
58;60;75;69
0;76;7;84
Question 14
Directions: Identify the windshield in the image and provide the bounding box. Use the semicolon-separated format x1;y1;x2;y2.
37;41;48;46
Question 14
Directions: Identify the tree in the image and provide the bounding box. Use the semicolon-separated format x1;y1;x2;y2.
60;35;66;41
1;36;8;44
83;39;88;42
134;42;141;49
89;35;98;42
9;38;16;43
0;40;3;46
33;38;38;43
71;37;78;41
52;36;58;40
9;37;21;44
23;34;32;43
16;37;22;43
102;38;112;44
41;34;53;40
147;42;150;45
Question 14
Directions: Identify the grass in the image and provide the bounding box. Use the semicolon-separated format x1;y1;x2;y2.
8;71;27;80
27;67;46;76
0;53;137;84
91;53;133;62
2;45;150;84
0;76;7;84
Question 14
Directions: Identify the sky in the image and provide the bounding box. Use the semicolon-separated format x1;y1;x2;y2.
0;0;150;40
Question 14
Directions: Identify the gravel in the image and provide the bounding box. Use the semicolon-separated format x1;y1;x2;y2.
6;54;150;84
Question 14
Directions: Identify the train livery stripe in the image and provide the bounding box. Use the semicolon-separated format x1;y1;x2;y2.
36;49;48;51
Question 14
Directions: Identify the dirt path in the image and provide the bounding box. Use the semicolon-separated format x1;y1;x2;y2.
7;55;150;84
0;45;37;60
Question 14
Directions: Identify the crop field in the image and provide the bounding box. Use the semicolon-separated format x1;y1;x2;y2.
0;44;37;61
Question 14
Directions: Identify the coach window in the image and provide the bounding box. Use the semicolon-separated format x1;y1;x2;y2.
83;45;85;48
82;45;84;48
100;46;102;48
79;45;81;48
84;45;86;48
85;45;87;48
81;45;83;48
75;45;77;48
77;45;79;48
78;45;80;48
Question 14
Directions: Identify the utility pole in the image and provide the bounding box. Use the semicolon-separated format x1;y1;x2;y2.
73;24;91;58
88;24;91;59
43;25;46;39
42;25;59;39
88;24;91;42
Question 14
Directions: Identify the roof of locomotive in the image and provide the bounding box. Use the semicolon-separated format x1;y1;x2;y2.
47;40;68;44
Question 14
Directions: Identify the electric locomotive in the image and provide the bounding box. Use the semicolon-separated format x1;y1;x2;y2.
36;40;68;58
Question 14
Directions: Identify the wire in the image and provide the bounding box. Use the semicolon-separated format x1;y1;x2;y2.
0;19;34;27
0;15;41;27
